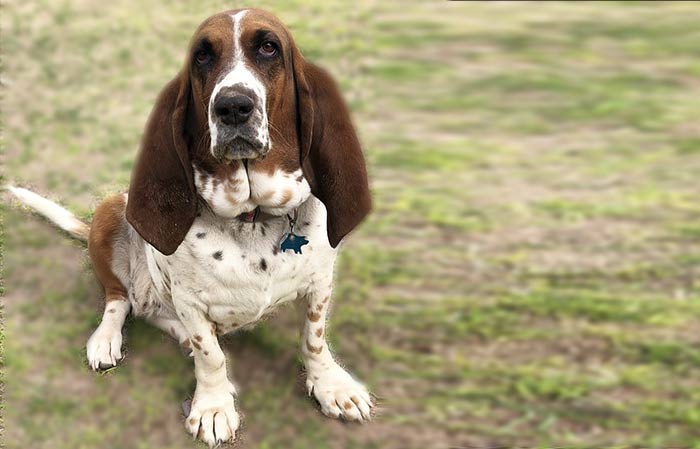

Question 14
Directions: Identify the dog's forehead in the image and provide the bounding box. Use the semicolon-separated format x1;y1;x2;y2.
236;9;290;36
195;9;289;46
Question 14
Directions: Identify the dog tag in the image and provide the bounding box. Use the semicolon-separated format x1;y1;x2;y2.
280;211;309;254
280;232;309;254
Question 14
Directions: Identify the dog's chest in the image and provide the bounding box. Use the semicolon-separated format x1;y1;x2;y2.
152;198;335;333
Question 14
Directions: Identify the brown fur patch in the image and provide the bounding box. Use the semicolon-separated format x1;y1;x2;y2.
343;401;354;410
194;335;202;342
192;341;202;350
307;311;321;322
259;190;275;202
316;303;324;311
306;340;323;354
278;188;293;206
88;195;129;303
315;327;323;337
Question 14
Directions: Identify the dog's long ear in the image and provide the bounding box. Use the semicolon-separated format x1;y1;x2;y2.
293;50;371;248
126;71;196;255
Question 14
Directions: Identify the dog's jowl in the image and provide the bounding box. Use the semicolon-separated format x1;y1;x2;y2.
9;8;373;447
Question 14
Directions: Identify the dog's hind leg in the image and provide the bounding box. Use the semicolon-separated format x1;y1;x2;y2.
86;194;131;371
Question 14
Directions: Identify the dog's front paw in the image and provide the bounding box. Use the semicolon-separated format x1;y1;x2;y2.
186;382;239;447
306;365;373;421
86;323;124;371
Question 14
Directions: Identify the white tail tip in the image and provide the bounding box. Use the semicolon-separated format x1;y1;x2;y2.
6;185;89;241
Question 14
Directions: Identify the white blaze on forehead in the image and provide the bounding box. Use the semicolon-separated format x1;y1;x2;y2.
232;10;247;61
208;9;270;152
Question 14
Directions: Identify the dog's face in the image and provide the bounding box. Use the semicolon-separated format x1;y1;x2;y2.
188;9;295;161
126;8;372;256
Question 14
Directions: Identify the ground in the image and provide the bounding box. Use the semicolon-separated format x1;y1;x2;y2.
3;1;700;448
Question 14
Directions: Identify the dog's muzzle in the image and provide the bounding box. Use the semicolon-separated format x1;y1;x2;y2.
211;86;269;160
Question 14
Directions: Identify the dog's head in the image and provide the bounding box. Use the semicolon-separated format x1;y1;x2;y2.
126;9;371;255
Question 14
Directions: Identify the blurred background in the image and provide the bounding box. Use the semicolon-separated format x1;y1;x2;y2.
3;1;700;448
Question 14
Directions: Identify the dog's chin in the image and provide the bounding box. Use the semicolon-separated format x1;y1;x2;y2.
214;137;268;162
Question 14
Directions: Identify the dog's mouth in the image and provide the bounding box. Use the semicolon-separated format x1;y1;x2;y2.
214;136;270;162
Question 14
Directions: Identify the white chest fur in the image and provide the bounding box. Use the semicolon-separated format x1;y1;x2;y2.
145;196;337;334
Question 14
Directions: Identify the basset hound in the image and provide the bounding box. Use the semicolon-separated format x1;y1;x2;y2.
9;8;373;447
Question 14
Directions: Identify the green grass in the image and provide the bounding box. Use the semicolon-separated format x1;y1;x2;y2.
4;1;700;448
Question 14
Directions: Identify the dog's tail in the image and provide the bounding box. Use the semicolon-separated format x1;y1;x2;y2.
6;185;90;242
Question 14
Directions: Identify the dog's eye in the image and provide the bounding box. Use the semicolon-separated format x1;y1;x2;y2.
195;49;212;66
258;41;277;57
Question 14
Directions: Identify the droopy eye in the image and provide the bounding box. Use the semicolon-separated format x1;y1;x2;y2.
195;49;212;65
258;41;278;57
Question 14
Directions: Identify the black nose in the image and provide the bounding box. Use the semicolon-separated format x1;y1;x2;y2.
214;94;255;125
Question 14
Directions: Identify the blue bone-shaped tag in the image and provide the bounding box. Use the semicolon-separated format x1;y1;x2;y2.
280;233;308;254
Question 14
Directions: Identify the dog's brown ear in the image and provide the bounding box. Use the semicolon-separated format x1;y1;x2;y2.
293;50;371;248
126;71;196;255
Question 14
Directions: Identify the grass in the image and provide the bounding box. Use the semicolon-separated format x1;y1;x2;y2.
4;0;700;448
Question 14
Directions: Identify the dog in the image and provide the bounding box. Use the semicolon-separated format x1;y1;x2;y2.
8;8;373;447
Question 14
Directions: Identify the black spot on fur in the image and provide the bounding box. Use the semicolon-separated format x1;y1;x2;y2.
272;245;279;255
296;175;304;182
260;258;267;271
260;227;266;236
196;232;206;239
241;254;246;259
213;251;223;260
303;221;310;226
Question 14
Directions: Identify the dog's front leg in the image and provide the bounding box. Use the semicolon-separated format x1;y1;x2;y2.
301;286;374;421
172;290;238;447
